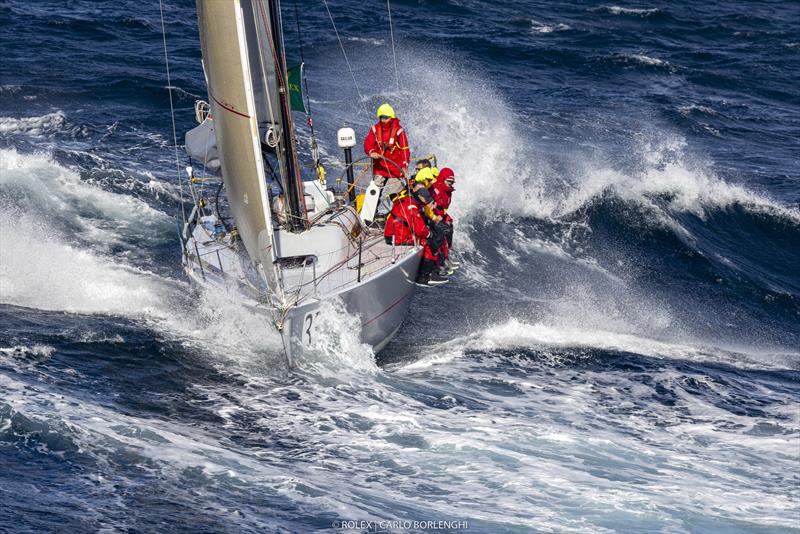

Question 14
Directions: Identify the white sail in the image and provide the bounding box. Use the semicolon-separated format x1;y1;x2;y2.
196;0;276;271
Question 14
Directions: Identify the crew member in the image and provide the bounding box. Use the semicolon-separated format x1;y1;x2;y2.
384;190;427;246
410;169;450;278
384;189;448;286
410;167;437;220
430;167;459;269
415;158;432;175
364;103;410;197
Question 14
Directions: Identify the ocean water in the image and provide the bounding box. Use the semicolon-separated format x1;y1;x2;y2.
1;1;799;532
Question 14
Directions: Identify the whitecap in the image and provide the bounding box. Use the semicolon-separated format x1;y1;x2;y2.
678;104;718;117
627;53;666;66
0;111;67;136
345;36;385;46
0;148;173;251
0;209;182;318
0;344;56;359
530;19;571;34
602;5;660;16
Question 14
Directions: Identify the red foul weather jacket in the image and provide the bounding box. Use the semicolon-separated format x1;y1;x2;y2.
384;196;428;246
430;174;455;224
363;118;410;178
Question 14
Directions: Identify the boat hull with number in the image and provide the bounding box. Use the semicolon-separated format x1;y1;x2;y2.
284;246;421;358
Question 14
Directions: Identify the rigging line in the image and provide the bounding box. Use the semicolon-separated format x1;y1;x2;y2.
292;0;312;116
292;0;321;171
321;0;368;118
253;2;279;135
158;0;187;228
387;0;400;93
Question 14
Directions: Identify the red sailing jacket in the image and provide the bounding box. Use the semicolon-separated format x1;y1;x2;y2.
430;172;455;223
384;196;428;246
363;118;410;178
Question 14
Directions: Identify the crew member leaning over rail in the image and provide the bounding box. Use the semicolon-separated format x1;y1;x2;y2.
430;167;459;271
384;189;448;287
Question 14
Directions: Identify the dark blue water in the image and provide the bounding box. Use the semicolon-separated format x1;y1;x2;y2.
1;1;799;532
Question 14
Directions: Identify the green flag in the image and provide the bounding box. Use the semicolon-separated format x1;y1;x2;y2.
287;64;306;113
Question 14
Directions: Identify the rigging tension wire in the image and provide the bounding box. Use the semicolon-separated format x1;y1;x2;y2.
293;0;323;180
387;0;400;93
321;0;368;118
158;0;187;228
292;0;311;116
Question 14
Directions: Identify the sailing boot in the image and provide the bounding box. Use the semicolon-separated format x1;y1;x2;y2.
415;274;434;288
428;272;450;285
437;266;454;277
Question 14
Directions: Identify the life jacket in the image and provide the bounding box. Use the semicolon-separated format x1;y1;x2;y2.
371;118;405;155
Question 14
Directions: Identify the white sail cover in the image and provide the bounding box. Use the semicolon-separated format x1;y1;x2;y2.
196;0;275;269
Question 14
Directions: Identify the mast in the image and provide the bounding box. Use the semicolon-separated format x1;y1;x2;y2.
248;0;307;233
267;0;307;233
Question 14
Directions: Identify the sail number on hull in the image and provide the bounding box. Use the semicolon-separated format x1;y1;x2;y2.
301;311;321;348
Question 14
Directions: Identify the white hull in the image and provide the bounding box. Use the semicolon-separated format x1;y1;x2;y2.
281;248;420;363
183;210;421;363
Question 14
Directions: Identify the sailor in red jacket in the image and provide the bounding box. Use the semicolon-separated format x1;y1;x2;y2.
429;167;459;269
430;167;455;227
384;190;427;246
384;190;449;286
364;103;410;197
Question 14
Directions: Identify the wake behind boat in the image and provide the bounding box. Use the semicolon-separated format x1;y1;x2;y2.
173;0;438;363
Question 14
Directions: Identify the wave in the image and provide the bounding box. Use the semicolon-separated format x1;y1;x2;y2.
0;344;56;359
0;111;68;136
398;57;797;227
0;148;185;318
530;19;571;34
0;148;173;252
0;84;22;95
625;53;667;66
0;372;300;531
597;5;661;16
678;104;718;117
345;36;385;46
0;209;181;318
400;319;800;372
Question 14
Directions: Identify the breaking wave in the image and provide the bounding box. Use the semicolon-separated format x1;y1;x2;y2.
625;53;668;66
0;209;180;317
530;19;571;34
0;344;56;359
598;6;661;16
0;111;68;136
401;319;800;372
391;56;798;228
0;148;172;252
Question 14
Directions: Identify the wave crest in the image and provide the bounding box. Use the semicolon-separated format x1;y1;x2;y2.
599;6;660;16
0;111;68;136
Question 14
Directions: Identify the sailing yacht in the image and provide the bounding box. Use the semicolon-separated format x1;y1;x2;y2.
178;0;422;363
